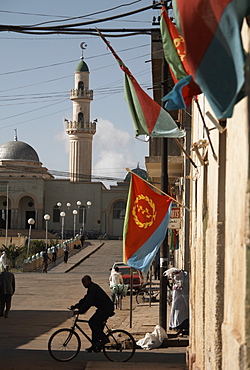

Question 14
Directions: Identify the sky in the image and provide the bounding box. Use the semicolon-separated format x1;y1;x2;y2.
0;0;161;187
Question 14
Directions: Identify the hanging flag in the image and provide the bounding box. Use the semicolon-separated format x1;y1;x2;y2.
123;173;172;273
160;5;201;110
173;0;250;119
97;29;185;138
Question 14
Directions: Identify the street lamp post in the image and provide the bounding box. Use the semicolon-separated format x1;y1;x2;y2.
44;214;50;248
60;211;66;247
27;218;35;258
77;200;91;235
73;210;78;237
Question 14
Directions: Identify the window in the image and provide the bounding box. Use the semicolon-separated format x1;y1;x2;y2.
79;206;86;224
113;201;126;219
78;81;84;90
78;112;84;123
53;205;60;223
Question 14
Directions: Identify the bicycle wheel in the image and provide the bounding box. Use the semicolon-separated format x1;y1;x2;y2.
48;328;81;362
103;329;136;362
136;289;151;304
136;289;159;304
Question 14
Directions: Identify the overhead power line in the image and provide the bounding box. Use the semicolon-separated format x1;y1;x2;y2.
0;43;149;76
31;0;143;27
0;2;161;35
0;164;126;182
0;0;141;22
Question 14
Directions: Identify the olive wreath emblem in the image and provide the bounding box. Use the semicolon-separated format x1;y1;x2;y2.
132;194;157;229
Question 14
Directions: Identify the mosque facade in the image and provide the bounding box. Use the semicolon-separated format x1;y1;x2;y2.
0;57;147;239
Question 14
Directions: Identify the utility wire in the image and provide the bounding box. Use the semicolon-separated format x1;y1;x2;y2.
31;1;143;27
0;1;141;22
0;43;148;77
0;59;78;76
0;105;72;130
0;163;126;182
0;2;161;34
25;3;159;29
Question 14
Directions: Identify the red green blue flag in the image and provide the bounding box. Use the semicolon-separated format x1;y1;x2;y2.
123;173;172;273
160;5;201;110
173;0;250;119
97;30;185;138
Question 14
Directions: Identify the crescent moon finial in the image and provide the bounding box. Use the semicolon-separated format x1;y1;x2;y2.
80;42;87;60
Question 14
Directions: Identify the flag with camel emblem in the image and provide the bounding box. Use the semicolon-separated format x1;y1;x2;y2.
123;173;172;273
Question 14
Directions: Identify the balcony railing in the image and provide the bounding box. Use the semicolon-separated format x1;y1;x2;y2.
66;120;96;133
70;89;93;99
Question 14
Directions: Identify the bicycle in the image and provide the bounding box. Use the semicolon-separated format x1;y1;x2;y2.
48;309;136;362
136;284;172;306
136;284;160;305
112;284;128;310
114;291;122;310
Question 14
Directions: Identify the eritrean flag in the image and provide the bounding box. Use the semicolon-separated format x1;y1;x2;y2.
123;173;172;273
97;30;185;138
173;0;250;119
160;5;201;110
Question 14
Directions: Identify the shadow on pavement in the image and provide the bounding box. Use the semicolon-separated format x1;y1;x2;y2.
0;310;70;349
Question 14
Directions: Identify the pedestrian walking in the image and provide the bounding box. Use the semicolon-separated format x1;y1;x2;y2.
153;251;160;280
51;245;58;263
42;249;51;273
0;251;7;273
0;265;15;318
80;233;85;248
63;243;69;263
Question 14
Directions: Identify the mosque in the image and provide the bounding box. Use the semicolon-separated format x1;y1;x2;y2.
0;56;148;239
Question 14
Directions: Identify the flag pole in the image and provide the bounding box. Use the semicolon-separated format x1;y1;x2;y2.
173;138;198;169
129;267;133;328
194;97;218;161
125;168;191;212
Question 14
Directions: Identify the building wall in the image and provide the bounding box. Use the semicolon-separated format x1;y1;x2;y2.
188;24;249;370
0;176;129;238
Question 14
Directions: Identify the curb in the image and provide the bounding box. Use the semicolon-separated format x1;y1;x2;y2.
162;337;189;348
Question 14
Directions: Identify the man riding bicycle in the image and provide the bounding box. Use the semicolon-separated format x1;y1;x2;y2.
71;275;115;353
109;266;124;302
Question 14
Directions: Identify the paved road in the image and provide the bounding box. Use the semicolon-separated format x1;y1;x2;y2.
0;240;187;370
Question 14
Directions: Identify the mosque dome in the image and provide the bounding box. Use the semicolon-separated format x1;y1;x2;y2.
0;140;40;162
124;164;149;182
75;59;89;72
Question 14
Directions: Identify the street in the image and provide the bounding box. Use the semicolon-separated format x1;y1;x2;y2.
0;240;187;369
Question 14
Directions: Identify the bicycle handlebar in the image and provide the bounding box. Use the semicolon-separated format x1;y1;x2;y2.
67;307;80;315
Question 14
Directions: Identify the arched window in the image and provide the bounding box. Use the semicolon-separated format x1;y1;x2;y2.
78;81;84;90
53;205;60;223
113;201;126;219
79;205;86;225
78;112;84;123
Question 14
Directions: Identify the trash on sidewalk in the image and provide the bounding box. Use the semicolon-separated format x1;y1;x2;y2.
136;325;168;350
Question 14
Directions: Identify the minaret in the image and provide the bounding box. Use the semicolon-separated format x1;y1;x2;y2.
66;47;96;182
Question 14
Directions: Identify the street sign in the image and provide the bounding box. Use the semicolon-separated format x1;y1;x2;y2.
168;206;181;229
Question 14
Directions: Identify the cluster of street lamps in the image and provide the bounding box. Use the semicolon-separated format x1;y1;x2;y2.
56;200;92;246
26;200;91;256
